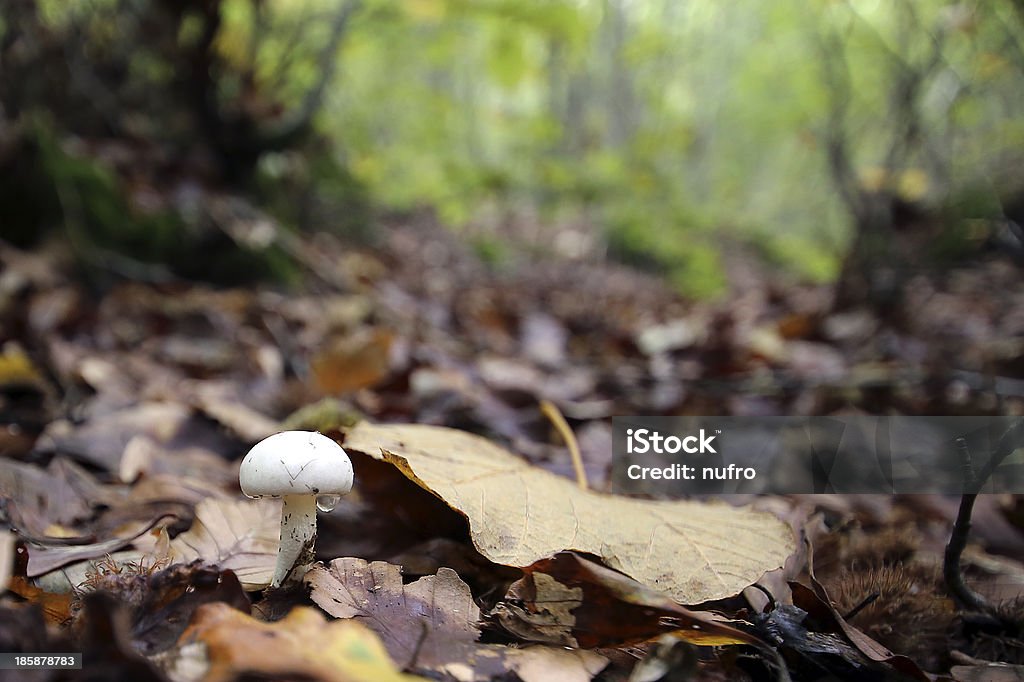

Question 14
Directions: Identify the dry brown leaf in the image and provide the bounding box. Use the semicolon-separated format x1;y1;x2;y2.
307;558;608;682
184;380;280;443
344;422;794;603
26;514;175;577
6;576;73;624
307;558;479;668
312;328;394;395
169;602;424;682
499;648;608;682
0;456;117;538
37;401;239;474
167;498;279;590
117;434;236;486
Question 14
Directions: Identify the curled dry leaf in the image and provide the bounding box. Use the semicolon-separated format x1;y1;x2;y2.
26;513;175;578
168;602;425;682
167;498;280;590
789;580;929;681
494;552;763;648
307;558;608;682
343;422;794;603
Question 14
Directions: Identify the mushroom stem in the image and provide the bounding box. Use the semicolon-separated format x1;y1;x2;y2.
272;494;318;587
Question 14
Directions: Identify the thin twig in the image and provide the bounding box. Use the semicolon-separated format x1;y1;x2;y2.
540;399;588;490
944;490;990;613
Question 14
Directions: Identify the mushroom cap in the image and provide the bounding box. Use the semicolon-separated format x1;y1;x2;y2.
239;431;353;498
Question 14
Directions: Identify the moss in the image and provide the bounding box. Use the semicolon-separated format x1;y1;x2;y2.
3;118;298;285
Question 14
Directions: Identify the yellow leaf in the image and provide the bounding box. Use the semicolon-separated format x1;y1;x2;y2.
343;423;795;604
897;168;929;202
0;345;44;389
173;603;426;682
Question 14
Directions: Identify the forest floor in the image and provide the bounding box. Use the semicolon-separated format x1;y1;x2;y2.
2;219;1024;681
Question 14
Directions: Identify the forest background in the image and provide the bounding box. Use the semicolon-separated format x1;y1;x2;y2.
4;0;1024;298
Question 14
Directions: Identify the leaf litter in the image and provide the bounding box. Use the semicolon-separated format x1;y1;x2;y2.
2;226;1024;680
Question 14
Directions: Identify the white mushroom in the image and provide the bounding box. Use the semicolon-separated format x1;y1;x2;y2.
239;431;353;587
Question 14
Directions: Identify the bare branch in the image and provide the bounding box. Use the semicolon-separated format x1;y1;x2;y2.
944;420;1024;615
255;0;361;151
812;12;866;224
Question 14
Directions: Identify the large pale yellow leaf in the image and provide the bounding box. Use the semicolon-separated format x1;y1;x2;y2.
344;422;794;603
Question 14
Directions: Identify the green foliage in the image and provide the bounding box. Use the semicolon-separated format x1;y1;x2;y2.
604;201;726;298
15;0;1024;294
297;0;1024;295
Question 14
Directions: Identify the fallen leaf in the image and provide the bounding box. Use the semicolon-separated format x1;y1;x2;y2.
36;401;240;473
306;558;478;668
751;598;888;680
307;558;608;682
494;552;764;648
497;647;608;682
343;422;794;603
0;456;118;538
312;327;394;395
170;602;425;682
26;513;176;577
167;498;280;590
790;578;929;681
6;576;74;624
184;380;280;443
116;431;237;486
